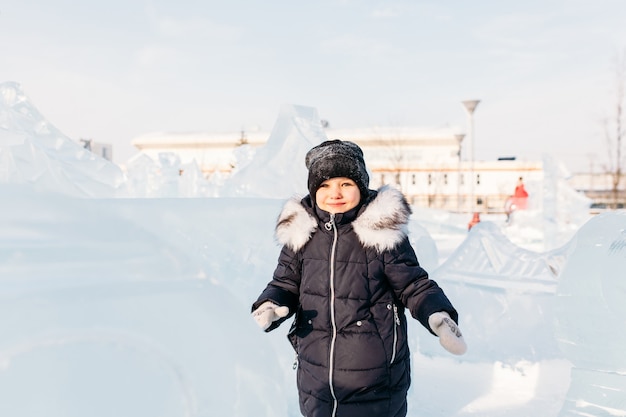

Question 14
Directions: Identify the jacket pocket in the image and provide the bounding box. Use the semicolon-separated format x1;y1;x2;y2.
287;309;299;352
389;303;400;364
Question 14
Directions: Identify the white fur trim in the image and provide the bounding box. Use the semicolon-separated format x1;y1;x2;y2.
275;186;410;254
352;186;410;253
275;196;318;252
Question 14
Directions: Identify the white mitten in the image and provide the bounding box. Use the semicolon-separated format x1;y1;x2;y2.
252;301;290;331
428;311;467;355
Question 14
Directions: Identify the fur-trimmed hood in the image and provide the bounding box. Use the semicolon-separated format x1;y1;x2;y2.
275;185;412;253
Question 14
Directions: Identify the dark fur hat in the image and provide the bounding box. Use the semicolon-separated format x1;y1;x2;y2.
305;139;370;201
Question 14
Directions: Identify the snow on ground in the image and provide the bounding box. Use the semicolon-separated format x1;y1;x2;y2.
1;81;626;416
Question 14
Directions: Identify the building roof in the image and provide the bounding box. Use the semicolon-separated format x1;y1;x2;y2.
131;130;269;149
131;126;463;150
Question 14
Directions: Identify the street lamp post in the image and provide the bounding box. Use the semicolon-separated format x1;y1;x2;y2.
454;133;465;213
461;100;480;212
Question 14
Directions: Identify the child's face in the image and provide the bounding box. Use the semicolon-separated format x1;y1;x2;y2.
315;177;361;214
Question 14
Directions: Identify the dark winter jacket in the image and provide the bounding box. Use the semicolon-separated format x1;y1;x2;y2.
252;186;458;417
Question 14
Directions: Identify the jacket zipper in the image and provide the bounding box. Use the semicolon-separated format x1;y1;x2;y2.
325;213;339;417
390;304;400;364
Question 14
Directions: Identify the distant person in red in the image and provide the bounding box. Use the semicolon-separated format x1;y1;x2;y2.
514;177;529;199
505;177;529;221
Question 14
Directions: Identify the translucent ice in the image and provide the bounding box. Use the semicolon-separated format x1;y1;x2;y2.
1;79;624;417
424;221;573;363
0;82;125;197
220;104;327;198
555;211;626;416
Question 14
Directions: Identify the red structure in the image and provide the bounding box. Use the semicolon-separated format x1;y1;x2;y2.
468;212;481;231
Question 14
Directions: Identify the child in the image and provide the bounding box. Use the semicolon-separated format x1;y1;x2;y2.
251;140;466;417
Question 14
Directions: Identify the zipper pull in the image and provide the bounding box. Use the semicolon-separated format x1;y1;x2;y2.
393;305;400;325
292;355;298;370
324;213;335;231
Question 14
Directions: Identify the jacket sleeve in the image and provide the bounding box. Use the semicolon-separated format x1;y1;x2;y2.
251;245;301;331
383;237;459;334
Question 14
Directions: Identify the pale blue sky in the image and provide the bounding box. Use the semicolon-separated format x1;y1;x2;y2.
2;0;626;171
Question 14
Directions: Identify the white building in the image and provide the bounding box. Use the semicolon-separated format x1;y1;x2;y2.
568;172;626;210
132;127;544;213
326;127;542;213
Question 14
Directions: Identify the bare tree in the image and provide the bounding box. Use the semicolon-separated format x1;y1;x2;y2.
370;129;407;191
603;49;626;208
